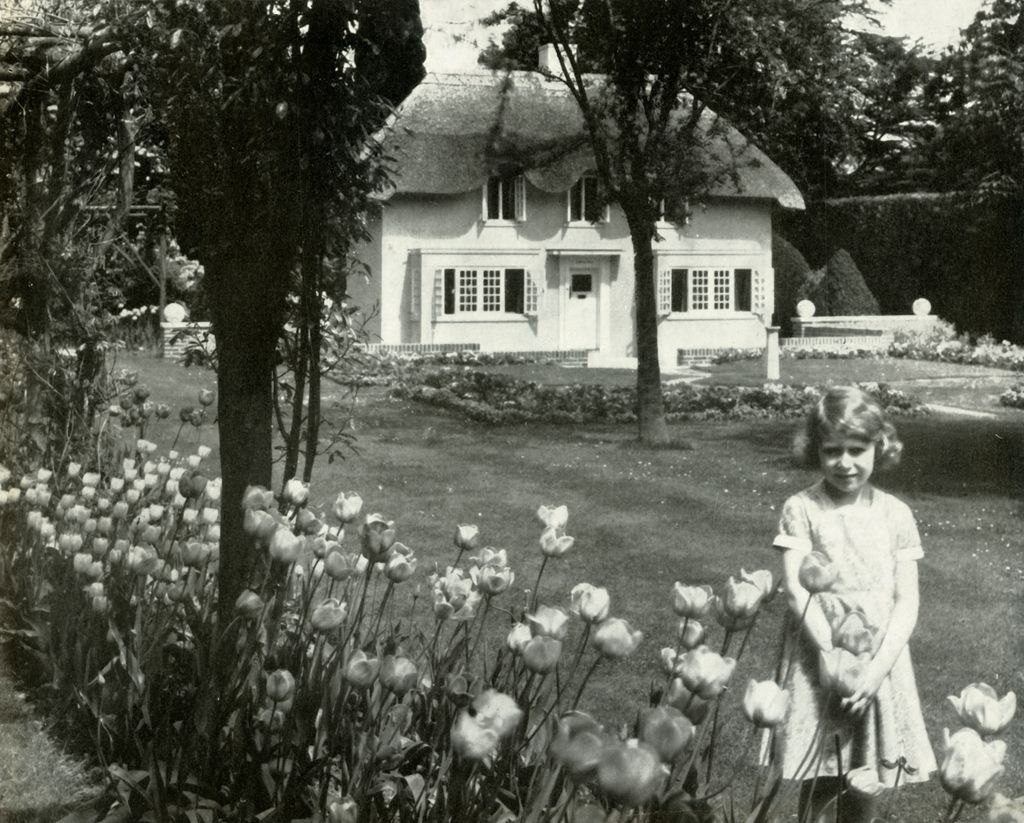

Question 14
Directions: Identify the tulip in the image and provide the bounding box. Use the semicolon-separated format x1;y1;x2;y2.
593;617;643;659
242;485;274;510
798;551;838;593
665;678;712;725
326;798;358;823
197;388;215;406
324;550;360;581
73;552;92;575
676;618;705;649
431;567;481;621
536;504;569;530
818;648;869;698
596;741;666;807
742;679;789;728
344;650;381;689
472;689;523;738
310;598;347;632
360;513;397;561
294;507;320;535
36;468;53;483
90;537;109;559
235;590;265;619
522;635;562;674
471;547;508;568
380;656;417;696
832;609;876;656
473;563;514;595
845;764;888;800
948;683;1016;737
282;478;308;506
671;583;713;619
527;605;570;640
268;529;302;564
677;645;737;699
331;491;363;524
571;583;610;623
940;727;1006;804
988;793;1024;823
550;712;605;780
639;706;693;762
385;550;417;583
506;622;532;653
451;710;501;760
266;669;296;703
539;526;575;557
446;673;481;708
453;523;479;552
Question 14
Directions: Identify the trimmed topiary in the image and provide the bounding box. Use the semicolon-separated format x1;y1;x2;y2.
806;248;880;316
771;234;813;334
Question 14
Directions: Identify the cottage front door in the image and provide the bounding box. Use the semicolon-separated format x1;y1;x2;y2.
564;265;598;349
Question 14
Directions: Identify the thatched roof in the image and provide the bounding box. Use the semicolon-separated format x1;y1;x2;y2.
376;71;804;210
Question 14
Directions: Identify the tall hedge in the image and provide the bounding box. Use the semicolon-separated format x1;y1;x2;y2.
778;193;1024;342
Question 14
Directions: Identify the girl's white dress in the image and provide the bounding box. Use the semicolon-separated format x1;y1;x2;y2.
771;481;937;784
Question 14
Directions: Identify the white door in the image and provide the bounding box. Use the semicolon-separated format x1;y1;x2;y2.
564;265;598;349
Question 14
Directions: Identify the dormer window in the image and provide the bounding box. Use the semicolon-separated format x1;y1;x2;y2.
484;174;526;221
568;175;608;223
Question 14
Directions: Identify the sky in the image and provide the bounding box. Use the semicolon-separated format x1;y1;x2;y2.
419;0;988;72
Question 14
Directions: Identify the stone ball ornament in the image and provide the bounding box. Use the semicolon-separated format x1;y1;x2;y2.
163;302;189;323
795;299;816;319
912;298;932;317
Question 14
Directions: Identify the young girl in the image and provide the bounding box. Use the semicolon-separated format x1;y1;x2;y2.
772;386;936;823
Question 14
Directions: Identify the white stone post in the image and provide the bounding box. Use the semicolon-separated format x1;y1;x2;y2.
765;325;780;381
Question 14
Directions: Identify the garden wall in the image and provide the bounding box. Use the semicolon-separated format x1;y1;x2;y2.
778;193;1024;343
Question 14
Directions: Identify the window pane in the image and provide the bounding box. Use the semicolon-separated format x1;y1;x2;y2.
505;269;525;313
735;269;752;312
459;269;478;312
570;273;592;294
691;269;709;310
713;269;731;310
486;178;501;219
444;268;456;315
501;177;516;219
583;177;601;222
569;180;583;221
483;269;502;312
671;268;688;312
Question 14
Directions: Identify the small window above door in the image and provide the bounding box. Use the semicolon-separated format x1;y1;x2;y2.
570;273;593;295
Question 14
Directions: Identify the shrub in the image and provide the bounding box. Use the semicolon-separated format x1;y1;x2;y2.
772;234;813;334
394;371;924;425
805;248;881;316
1000;384;1024;408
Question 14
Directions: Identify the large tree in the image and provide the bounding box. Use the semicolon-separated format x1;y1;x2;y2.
481;0;876;443
126;0;424;620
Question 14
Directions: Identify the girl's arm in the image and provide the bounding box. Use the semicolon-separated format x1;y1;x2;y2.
842;559;920;715
780;548;834;652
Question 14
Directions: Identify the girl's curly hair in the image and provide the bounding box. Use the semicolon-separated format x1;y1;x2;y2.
794;385;903;471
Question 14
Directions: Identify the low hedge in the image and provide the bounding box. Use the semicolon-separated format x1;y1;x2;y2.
392;371;923;425
1000;384;1024;409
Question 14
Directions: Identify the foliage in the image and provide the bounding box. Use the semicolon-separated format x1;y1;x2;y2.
889;323;1024;372
393;371;923;426
772;234;813;334
999;384;1024;409
802;248;881;317
778;192;1024;343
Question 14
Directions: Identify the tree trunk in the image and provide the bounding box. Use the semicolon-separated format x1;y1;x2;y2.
626;211;669;444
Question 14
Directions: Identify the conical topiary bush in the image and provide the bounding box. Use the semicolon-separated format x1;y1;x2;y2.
805;248;880;316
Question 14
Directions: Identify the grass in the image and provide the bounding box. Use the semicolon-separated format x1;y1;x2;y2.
4;351;1023;821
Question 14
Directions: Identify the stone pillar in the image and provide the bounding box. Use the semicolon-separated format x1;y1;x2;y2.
765;326;781;382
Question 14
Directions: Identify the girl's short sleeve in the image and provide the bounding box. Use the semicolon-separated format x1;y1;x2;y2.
774;494;813;554
891;498;924;562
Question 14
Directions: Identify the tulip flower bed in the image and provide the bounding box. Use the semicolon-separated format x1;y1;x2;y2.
392;371;923;425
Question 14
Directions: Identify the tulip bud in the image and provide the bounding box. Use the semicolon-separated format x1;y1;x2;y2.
550;712;605;780
360;514;396;561
66;462;82;478
331;491;363;524
474;563;513;595
324;550;359;581
536;504;569;530
939;727;1006;804
295;507;321;535
593;617;643;659
522;636;562;674
527;605;569;640
570;583;610;623
344;650;381;689
539;526;574;557
677;645;737;699
451;710;500;761
947;683;1016;737
454;524;479;552
326;798;358;823
798;551;838;593
818;648;869;698
244;508;278;542
672;583;713;619
639;706;694;762
596;742;666;807
506;622;532;654
676;618;705;650
310;598;347;632
380;656;417;696
197;389;215;407
742;679;789;728
385;550;417;583
266;669;295;703
845;765;888;800
282;478;308;506
235;590;264;618
832;610;876;656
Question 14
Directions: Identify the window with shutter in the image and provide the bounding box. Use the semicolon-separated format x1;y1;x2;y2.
735;268;752;312
443;268;456;315
657;269;672;315
484;175;524;221
671;269;688;312
524;271;538;316
410;266;421;318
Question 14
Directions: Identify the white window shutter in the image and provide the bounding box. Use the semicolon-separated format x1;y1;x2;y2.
514;175;526;222
433;269;444;318
657;269;672;315
525;270;539;316
409;266;421;318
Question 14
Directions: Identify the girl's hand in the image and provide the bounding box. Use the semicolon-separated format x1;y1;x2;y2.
842;664;885;715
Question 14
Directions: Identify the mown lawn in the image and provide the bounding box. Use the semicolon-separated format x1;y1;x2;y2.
25;352;1024;820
